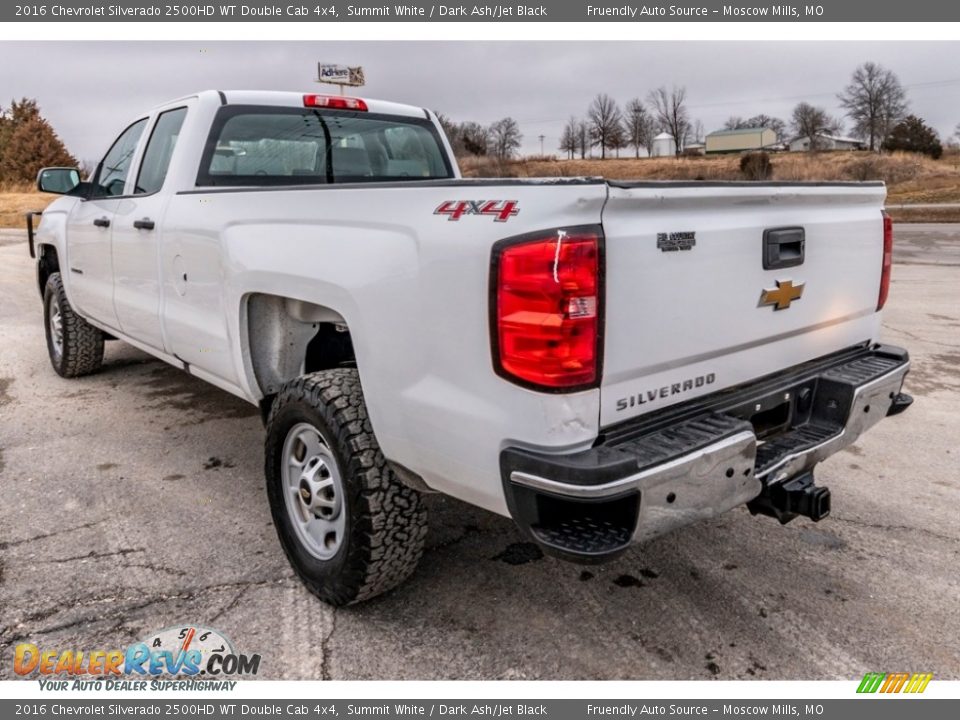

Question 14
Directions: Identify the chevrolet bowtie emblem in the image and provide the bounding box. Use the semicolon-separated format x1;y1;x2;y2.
760;279;805;310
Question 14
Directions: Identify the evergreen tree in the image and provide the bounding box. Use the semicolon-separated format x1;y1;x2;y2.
0;99;76;184
0;115;77;184
883;115;943;159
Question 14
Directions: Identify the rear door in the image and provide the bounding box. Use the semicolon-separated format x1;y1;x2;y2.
112;105;189;351
599;182;887;428
65;118;148;326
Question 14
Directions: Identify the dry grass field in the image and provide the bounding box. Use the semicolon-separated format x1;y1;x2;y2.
2;151;958;228
460;151;960;222
462;150;960;196
0;184;50;229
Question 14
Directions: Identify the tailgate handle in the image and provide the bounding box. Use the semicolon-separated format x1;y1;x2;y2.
763;227;805;270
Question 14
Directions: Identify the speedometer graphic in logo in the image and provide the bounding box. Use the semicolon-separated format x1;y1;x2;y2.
141;625;234;670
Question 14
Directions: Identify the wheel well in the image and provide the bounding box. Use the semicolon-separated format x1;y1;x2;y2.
37;244;60;297
305;323;356;373
246;294;356;407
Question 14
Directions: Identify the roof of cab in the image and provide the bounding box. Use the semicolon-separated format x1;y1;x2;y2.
196;90;431;119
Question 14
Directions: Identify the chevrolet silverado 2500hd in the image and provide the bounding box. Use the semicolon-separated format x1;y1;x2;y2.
28;90;912;605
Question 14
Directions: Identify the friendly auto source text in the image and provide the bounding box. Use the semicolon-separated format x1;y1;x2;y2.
587;5;812;17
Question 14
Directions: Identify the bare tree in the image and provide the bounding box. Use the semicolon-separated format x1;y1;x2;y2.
724;113;786;141
576;120;590;159
692;119;705;144
433;112;456;138
839;62;908;152
623;98;656;158
432;112;466;155
745;114;787;141
458;121;490;156
648;86;691;155
587;94;622;159
608;122;627;158
791;102;843;151
559;117;578;159
723;116;745;131
489;117;522;160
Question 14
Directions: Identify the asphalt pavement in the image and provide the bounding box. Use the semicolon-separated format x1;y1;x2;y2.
0;226;958;680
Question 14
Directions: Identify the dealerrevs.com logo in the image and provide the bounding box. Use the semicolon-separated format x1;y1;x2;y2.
14;625;260;691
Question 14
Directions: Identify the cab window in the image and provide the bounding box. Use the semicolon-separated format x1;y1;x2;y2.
92;118;148;198
197;106;453;186
135;108;188;195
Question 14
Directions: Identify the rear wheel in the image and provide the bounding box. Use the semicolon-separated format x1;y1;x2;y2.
43;272;104;378
264;369;428;605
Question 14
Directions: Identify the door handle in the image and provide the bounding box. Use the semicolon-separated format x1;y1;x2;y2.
93;217;111;228
133;218;156;231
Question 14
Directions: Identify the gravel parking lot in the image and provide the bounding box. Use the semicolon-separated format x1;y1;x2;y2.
1;226;958;680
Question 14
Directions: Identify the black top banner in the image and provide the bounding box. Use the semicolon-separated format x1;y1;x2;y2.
4;1;954;22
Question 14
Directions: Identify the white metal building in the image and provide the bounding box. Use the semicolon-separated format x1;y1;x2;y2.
651;132;677;157
705;127;779;154
788;134;865;152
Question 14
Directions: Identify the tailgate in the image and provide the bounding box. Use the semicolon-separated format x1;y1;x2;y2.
599;181;887;428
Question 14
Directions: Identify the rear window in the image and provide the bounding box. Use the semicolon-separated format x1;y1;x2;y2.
197;105;453;186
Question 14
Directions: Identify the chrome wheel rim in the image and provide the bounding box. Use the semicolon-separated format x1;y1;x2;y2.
281;422;346;560
49;295;63;358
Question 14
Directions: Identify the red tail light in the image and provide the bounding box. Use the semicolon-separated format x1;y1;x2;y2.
303;94;368;111
491;227;603;391
878;210;893;310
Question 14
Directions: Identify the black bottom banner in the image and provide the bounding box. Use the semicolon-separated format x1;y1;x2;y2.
3;700;957;720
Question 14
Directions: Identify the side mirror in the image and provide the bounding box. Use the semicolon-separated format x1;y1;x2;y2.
37;167;81;195
105;177;127;196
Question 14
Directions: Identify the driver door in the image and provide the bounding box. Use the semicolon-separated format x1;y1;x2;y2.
64;118;147;327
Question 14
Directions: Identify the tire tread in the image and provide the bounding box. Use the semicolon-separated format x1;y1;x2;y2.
44;273;104;378
265;369;427;605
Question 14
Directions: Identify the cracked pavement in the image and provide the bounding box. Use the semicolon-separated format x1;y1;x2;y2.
1;227;959;680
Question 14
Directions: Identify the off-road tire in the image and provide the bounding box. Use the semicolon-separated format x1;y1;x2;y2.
43;272;104;378
264;369;428;605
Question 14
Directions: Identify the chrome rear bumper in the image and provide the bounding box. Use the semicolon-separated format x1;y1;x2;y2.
500;344;911;562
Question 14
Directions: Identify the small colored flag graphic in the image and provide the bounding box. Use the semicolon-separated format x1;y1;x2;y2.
857;672;933;694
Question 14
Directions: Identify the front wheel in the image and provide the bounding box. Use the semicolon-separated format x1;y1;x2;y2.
264;369;428;605
43;272;104;378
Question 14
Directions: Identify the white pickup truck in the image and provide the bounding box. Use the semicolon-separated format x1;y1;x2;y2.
29;90;912;605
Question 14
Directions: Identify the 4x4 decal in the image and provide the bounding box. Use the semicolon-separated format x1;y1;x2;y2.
434;200;520;222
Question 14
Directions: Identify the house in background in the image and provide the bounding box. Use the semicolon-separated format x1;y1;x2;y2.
651;132;677;157
684;142;706;155
788;134;865;152
705;127;778;154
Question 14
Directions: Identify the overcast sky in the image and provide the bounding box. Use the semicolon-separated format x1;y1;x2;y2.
1;41;958;160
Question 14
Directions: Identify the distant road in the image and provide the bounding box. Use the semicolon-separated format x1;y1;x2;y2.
0;229;25;247
894;223;960;266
